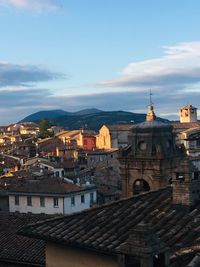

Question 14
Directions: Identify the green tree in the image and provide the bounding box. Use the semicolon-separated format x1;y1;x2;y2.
39;119;53;138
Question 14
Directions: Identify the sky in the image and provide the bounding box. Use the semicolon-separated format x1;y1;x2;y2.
1;0;200;124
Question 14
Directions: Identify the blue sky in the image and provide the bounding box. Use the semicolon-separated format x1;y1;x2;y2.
1;0;200;123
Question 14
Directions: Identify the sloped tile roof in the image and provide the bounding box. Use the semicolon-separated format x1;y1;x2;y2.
20;187;200;260
8;178;90;195
106;124;133;131
172;122;200;130
0;212;51;266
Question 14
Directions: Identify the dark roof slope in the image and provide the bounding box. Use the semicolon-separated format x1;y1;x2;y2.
20;187;200;261
106;124;133;131
0;212;51;266
8;179;92;195
172;122;200;130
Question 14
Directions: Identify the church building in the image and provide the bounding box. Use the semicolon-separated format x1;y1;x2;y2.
119;101;199;204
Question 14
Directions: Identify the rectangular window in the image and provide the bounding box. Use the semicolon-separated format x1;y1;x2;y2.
197;139;200;147
193;172;199;180
53;197;59;207
40;197;45;207
84;140;87;145
81;195;85;203
71;196;75;206
27;196;32;206
15;195;19;206
90;192;94;204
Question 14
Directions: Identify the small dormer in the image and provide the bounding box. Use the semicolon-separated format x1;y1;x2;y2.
180;105;197;123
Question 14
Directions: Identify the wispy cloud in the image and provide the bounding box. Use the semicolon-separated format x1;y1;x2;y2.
99;42;200;93
0;0;60;12
0;62;63;87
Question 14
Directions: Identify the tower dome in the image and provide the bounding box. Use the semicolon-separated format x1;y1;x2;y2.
129;103;174;159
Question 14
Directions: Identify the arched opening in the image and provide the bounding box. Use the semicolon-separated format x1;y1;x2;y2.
133;179;150;195
138;141;147;151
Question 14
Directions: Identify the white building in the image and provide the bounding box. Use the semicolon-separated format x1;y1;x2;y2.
8;178;97;215
180;127;200;157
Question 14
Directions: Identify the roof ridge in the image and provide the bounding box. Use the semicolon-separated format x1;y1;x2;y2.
19;186;171;231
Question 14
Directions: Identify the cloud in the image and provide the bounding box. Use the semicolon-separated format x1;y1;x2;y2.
0;0;60;12
2;41;200;124
1;86;200;124
0;62;63;87
99;42;200;93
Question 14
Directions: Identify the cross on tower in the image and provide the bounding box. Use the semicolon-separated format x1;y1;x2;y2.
150;89;153;106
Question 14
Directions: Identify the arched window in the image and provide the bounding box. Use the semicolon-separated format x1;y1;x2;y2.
133;179;150;194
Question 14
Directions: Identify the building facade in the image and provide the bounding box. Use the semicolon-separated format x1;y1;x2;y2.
180;104;197;123
119;104;190;197
8;179;97;215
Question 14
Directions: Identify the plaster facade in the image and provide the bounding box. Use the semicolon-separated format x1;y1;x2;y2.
9;195;64;214
180;105;197;123
9;190;96;215
96;125;111;149
46;243;118;267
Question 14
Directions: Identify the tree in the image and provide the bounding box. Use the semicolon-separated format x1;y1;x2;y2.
39;119;53;138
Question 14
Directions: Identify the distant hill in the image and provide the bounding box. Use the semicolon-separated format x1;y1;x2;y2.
20;108;103;123
73;108;102;116
19;110;71;123
19;109;169;130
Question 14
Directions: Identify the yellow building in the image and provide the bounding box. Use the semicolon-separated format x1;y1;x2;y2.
56;130;83;147
96;125;111;149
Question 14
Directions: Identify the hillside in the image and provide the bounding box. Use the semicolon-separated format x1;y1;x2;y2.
20;108;103;123
19;110;71;122
20;109;169;130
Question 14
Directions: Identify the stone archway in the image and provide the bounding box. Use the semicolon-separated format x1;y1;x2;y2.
133;179;150;195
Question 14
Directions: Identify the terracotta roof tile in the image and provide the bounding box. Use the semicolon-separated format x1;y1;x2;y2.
8;178;92;195
106;124;133;131
19;187;200;266
172;122;200;129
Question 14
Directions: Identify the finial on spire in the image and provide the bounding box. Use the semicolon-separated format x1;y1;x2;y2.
150;88;153;106
146;89;156;121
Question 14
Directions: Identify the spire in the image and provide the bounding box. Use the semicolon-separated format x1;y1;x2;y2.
146;89;156;121
150;88;153;106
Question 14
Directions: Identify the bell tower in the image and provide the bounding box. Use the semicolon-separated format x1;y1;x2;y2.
119;92;186;197
180;105;197;123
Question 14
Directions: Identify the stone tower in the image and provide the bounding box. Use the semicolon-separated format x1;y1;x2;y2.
119;103;187;197
180;105;197;123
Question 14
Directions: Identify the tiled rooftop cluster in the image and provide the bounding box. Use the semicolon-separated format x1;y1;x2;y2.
20;187;200;266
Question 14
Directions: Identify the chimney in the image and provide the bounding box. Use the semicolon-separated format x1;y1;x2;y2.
172;157;200;208
119;222;170;267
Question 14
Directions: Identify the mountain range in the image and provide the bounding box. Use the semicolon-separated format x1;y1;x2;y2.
19;108;169;130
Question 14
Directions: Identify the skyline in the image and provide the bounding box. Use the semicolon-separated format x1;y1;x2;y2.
1;0;200;123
